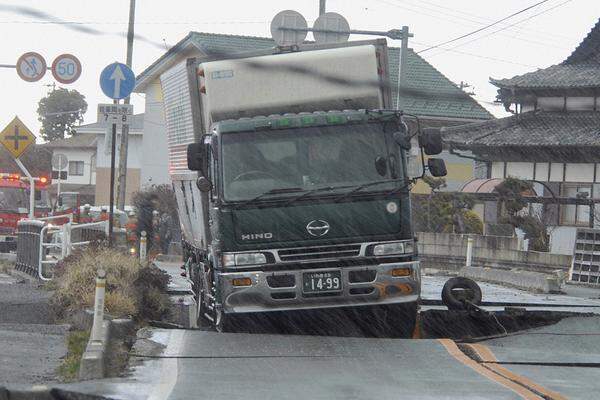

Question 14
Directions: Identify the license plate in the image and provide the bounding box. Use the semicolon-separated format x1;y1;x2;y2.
302;270;342;294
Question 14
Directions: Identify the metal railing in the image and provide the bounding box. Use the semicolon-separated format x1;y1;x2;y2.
16;219;109;281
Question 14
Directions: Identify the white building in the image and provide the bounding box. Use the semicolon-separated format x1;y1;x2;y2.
41;133;97;205
74;114;145;205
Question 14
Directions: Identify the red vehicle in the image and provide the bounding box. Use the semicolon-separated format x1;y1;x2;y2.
0;173;51;252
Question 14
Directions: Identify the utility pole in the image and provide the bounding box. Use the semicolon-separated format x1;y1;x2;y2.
319;0;326;16
116;0;135;210
396;25;410;110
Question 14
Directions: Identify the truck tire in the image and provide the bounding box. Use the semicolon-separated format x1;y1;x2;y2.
193;265;212;329
441;277;482;310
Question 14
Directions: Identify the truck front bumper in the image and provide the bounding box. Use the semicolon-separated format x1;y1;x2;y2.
219;261;420;314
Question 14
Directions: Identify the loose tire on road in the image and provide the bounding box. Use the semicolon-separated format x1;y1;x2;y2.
441;277;482;310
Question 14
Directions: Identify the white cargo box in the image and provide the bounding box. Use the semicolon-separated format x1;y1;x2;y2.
200;45;383;123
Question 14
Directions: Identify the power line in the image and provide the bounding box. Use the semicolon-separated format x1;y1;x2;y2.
411;40;540;68
0;19;268;25
391;0;576;42
372;0;568;51
417;0;552;53
428;0;574;57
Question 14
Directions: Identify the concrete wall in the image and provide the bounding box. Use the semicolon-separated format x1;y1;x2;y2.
140;79;170;187
549;226;578;255
417;232;572;272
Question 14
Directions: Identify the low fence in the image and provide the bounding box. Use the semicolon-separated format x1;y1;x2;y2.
417;232;572;273
16;219;109;280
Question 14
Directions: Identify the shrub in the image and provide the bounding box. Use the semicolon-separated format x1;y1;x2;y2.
50;246;170;322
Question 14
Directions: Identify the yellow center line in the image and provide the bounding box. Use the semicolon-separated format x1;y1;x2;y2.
438;339;543;400
466;343;568;400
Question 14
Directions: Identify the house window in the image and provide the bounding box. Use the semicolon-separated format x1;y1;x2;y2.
561;183;592;226
68;161;84;176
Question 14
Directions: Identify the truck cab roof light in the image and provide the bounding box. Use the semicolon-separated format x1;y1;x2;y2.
301;116;316;125
326;115;345;124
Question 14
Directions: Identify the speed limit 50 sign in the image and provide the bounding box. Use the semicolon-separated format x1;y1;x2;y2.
51;54;82;84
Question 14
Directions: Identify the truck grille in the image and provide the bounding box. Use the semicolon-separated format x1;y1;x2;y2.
278;244;361;262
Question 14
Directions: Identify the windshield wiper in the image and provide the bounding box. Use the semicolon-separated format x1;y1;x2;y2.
237;187;305;206
334;179;410;202
283;184;355;206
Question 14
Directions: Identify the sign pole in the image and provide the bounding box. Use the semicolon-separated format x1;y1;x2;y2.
14;158;35;219
108;105;117;247
57;165;62;199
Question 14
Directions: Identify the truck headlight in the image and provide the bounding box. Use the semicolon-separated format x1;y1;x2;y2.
222;252;267;267
372;241;414;256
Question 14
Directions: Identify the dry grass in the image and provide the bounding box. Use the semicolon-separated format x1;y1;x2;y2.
0;260;10;274
50;246;170;322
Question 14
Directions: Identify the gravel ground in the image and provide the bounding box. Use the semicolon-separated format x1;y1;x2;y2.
0;272;69;388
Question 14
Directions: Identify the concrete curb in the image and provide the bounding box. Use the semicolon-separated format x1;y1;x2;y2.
0;253;16;263
460;266;563;293
78;320;111;381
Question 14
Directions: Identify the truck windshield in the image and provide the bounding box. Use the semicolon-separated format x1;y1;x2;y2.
221;123;399;201
0;187;28;212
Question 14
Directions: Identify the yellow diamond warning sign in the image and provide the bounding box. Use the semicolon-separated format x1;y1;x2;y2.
0;116;36;159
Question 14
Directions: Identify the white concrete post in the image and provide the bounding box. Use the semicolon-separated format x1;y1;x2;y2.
60;223;68;259
465;236;474;267
65;223;73;257
139;230;147;264
90;269;106;342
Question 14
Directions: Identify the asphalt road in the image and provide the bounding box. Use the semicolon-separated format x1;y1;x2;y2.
54;262;600;400
65;314;600;400
0;273;69;388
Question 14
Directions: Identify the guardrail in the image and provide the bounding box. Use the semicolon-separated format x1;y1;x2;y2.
16;219;109;280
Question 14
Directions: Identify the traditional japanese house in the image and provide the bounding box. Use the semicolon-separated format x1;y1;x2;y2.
443;19;600;254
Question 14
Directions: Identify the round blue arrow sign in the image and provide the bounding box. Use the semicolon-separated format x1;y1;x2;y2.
99;62;136;100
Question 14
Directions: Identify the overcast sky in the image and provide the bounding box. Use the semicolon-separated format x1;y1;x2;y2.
0;0;598;141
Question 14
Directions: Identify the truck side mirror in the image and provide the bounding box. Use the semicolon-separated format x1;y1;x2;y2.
419;128;443;155
187;143;206;174
427;158;447;177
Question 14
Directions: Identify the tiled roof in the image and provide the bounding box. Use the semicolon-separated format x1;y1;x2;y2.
490;63;600;89
564;18;600;64
74;113;144;131
443;111;600;148
491;18;600;90
136;32;492;121
41;133;97;148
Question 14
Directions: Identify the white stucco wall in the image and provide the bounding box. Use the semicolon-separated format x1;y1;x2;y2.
96;132;143;169
140;79;169;187
51;148;96;185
